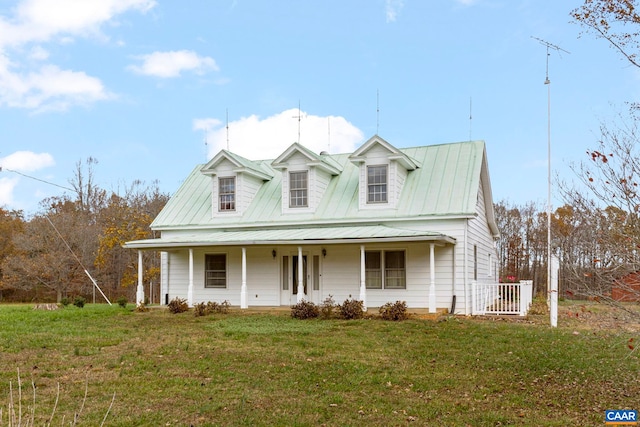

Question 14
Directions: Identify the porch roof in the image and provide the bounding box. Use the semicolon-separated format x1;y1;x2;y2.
123;224;456;250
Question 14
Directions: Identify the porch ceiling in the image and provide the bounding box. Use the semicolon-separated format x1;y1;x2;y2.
123;224;456;250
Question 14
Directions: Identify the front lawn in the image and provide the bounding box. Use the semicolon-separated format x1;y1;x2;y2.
0;304;637;426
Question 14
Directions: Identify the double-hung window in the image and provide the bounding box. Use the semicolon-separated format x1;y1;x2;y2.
205;254;227;288
218;177;235;212
289;171;308;208
365;250;405;289
367;165;388;203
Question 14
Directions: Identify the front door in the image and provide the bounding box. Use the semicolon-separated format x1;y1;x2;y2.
292;255;308;297
280;253;321;305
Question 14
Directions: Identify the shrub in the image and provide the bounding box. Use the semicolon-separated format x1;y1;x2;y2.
320;295;336;319
60;297;70;307
291;300;319;319
379;300;409;321
194;300;231;317
339;298;364;320
193;302;208;317
73;296;86;308
135;302;149;312
209;300;231;314
116;296;128;308
167;297;189;314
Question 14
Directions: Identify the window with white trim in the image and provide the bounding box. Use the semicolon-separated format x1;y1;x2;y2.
204;254;227;288
367;165;388;203
365;250;406;289
218;177;235;212
289;171;308;208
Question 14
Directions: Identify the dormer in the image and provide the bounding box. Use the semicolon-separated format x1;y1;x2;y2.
348;135;420;210
271;143;342;214
200;150;273;218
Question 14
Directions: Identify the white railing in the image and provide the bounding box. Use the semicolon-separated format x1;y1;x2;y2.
472;280;533;316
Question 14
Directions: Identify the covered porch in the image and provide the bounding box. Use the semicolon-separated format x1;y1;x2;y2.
124;225;456;313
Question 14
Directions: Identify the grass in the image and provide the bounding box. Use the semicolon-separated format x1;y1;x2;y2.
0;303;638;426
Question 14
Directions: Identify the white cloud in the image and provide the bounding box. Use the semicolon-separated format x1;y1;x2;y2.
0;0;156;47
196;109;364;161
0;60;113;111
0;0;156;111
1;150;55;171
0;150;54;207
385;0;404;23
0;177;19;207
128;50;219;78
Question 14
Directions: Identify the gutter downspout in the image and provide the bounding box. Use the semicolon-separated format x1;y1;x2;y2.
463;220;469;315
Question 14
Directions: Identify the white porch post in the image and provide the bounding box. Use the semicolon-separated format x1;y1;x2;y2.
241;247;248;309
187;248;194;307
429;243;436;313
359;245;367;311
297;246;305;302
136;250;144;305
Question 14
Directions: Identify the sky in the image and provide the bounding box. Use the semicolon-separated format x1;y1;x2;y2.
0;0;638;216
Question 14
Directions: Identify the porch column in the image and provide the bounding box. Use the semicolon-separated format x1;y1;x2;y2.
429;243;436;313
241;247;248;309
187;248;194;307
136;250;144;305
359;245;367;311
297;246;305;302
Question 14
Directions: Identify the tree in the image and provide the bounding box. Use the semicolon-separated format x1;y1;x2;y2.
572;0;640;69
0;208;24;300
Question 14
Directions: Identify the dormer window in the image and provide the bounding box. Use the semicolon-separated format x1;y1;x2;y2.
367;165;388;203
218;177;236;212
289;171;308;208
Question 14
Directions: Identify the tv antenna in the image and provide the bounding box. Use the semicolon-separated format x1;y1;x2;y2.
292;101;305;144
376;89;380;135
469;97;473;141
226;109;230;151
531;36;570;84
532;36;569;328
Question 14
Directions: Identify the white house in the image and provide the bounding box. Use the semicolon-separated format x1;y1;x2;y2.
124;135;500;314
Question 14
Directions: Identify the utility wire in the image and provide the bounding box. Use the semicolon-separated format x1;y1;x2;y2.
1;168;74;192
45;216;111;305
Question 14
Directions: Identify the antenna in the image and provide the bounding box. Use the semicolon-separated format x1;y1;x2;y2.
327;117;331;153
226;109;229;151
376;89;380;135
469;97;473;141
532;36;569;327
531;36;570;85
292;101;304;144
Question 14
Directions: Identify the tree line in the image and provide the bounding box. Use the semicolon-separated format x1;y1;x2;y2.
0;158;169;303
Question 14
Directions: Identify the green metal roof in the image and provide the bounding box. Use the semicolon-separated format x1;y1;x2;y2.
150;139;488;230
124;224;456;249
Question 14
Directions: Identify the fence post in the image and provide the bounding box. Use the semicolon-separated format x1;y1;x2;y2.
519;280;533;316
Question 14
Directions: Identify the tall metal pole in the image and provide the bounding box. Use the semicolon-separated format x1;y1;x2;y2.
532;36;569;327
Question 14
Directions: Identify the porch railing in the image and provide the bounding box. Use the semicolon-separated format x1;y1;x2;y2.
471;280;533;316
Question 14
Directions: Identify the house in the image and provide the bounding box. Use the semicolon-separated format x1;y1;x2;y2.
124;135;500;315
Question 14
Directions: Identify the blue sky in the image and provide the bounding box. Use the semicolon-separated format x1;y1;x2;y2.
0;0;638;215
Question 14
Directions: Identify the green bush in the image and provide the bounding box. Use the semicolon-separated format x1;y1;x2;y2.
73;296;86;308
320;295;336;319
60;297;70;307
116;296;128;308
167;297;189;314
339;298;364;320
291;300;319;319
379;300;409;321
